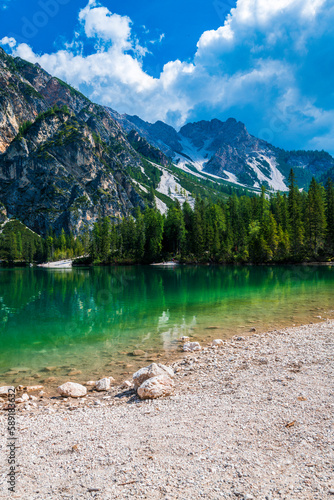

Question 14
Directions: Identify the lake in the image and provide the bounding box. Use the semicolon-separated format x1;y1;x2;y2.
0;265;333;389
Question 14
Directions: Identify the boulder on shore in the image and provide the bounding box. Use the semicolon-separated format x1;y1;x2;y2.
137;375;175;400
133;363;174;389
183;341;201;352
212;339;224;346
57;382;87;398
95;377;114;391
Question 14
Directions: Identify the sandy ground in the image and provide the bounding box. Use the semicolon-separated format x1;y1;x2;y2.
0;321;333;499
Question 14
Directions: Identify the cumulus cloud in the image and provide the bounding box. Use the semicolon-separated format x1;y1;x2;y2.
1;0;334;152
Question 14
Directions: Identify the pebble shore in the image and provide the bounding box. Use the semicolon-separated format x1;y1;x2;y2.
0;320;333;499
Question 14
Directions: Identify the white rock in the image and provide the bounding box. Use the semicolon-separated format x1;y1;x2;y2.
183;342;201;352
57;382;87;398
137;375;175;400
133;363;174;389
0;386;15;395
119;380;132;390
94;377;113;391
16;393;30;403
85;381;96;387
212;339;224;346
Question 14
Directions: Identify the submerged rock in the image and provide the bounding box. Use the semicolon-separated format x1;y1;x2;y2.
132;350;146;356
137;375;175;400
183;342;201;352
57;382;87;398
133;363;174;389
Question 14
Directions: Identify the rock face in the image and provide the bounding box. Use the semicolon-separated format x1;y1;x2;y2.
57;382;87;398
0;48;150;236
183;342;202;352
137;374;175;400
133;363;174;389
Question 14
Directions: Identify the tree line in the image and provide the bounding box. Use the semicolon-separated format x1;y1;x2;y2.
1;170;334;265
87;170;334;264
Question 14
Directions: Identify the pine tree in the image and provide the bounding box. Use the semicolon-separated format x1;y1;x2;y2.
325;178;334;254
306;178;326;255
287;169;304;258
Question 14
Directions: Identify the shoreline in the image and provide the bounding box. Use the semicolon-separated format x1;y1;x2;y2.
0;320;333;498
0;313;331;395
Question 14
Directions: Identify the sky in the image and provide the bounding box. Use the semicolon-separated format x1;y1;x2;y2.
0;0;334;154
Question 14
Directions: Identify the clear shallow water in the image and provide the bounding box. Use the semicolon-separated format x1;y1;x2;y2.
0;265;333;388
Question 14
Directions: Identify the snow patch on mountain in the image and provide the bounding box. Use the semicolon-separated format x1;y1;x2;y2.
174;136;212;172
246;154;288;191
157;170;194;208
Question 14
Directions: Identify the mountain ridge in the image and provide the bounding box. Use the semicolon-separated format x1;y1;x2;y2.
107;109;334;191
1;46;334;238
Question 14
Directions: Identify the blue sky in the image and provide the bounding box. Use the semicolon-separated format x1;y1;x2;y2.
1;0;334;154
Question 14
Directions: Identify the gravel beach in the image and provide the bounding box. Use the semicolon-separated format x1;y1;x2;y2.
0;320;333;499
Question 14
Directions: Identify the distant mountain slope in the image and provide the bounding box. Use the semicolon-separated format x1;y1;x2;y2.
107;110;334;191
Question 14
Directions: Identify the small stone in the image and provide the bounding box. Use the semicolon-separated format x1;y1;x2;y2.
16;393;29;403
212;339;224;346
133;363;174;389
137;375;174;400
43;377;58;384
68;370;82;376
179;336;190;342
250;328;257;332
183;342;201;352
235;336;245;341
132;349;146;356
85;381;96;387
0;386;15;395
44;366;58;372
23;385;44;392
57;382;87;398
95;377;114;391
29;395;38;401
119;380;132;390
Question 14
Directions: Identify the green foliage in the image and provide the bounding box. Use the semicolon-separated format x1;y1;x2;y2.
82;171;334;264
1;170;333;266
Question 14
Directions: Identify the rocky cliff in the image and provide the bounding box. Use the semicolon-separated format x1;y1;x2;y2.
0;48;153;236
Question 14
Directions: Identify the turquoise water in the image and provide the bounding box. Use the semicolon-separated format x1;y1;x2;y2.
0;265;333;387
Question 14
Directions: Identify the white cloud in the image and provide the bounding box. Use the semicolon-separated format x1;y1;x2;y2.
1;0;334;152
79;1;132;50
0;36;17;48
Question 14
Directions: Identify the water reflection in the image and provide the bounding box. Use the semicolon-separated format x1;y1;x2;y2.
0;265;333;384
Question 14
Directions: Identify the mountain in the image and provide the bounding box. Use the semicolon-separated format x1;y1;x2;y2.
1;46;333;238
0;48;239;236
107;111;334;191
0;48;161;236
